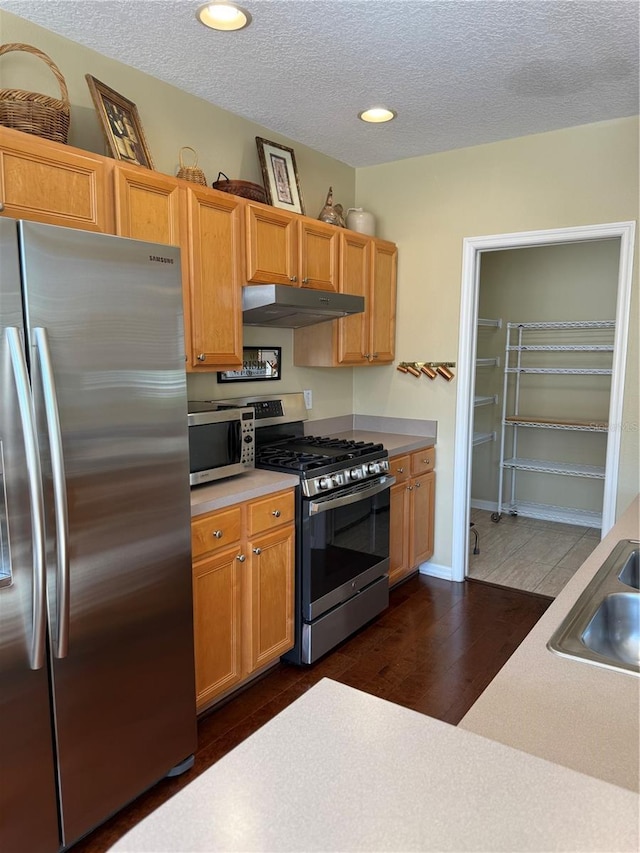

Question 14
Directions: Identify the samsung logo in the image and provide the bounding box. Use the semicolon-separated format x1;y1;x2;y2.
149;255;174;264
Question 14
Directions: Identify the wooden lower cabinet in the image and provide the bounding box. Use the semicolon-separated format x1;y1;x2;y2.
193;545;244;708
191;489;295;712
246;526;295;671
389;447;435;587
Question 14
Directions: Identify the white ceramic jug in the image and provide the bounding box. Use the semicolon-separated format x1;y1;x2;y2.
346;207;376;236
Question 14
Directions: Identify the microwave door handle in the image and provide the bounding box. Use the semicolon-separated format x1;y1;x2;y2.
34;328;70;659
309;475;396;515
231;420;242;462
6;327;47;670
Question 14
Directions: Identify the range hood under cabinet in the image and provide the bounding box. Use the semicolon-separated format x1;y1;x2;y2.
242;285;365;328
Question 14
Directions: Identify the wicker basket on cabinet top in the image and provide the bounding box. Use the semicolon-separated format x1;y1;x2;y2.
0;43;70;144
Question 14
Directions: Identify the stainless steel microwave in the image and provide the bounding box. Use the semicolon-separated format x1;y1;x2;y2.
187;404;255;485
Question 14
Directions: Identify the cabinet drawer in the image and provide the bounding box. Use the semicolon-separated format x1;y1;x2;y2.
192;506;242;560
248;489;295;535
389;454;411;483
410;447;435;475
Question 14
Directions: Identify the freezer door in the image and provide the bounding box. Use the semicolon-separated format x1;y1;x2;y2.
19;221;197;847
0;218;60;853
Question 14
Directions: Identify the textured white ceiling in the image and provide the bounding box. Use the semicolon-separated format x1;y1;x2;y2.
1;0;638;167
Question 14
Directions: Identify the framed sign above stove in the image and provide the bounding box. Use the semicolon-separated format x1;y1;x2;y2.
218;346;281;383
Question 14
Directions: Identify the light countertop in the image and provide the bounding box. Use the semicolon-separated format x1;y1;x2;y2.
111;497;639;852
190;469;299;518
109;678;638;852
324;429;435;457
190;432;434;517
460;495;640;792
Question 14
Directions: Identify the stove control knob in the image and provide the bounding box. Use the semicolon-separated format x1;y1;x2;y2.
367;462;380;474
332;474;343;487
350;467;363;480
319;476;331;490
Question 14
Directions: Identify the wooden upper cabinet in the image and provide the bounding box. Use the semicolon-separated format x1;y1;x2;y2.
369;238;397;364
298;216;340;291
245;203;297;285
186;186;244;370
0;126;113;232
114;164;183;246
336;230;370;364
292;232;397;367
245;203;339;291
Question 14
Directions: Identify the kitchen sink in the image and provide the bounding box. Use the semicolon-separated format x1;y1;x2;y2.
618;548;639;590
547;539;640;676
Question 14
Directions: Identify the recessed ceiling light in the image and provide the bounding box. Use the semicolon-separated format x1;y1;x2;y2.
358;108;397;124
197;2;252;31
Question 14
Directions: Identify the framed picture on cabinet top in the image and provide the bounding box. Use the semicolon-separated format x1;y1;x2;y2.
85;74;154;169
256;137;305;215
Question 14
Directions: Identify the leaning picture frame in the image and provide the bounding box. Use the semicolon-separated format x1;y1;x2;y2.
255;137;305;215
85;75;154;169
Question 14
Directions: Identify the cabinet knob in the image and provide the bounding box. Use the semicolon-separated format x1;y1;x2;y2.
212;530;223;539
289;275;298;283
364;353;370;360
0;202;4;212
236;554;246;562
197;353;206;362
272;509;281;518
423;457;431;464
415;481;421;488
253;547;262;555
302;277;309;284
396;467;404;473
372;353;379;359
407;485;413;491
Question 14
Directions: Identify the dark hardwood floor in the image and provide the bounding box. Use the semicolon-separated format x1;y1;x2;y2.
70;575;551;852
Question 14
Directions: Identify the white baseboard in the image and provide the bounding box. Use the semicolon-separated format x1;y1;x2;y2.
418;561;456;582
470;498;499;512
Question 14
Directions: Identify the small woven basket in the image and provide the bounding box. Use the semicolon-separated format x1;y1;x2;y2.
0;43;70;144
212;172;267;204
176;146;207;186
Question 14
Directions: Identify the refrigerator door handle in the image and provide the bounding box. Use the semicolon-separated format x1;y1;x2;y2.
6;327;47;670
34;327;70;659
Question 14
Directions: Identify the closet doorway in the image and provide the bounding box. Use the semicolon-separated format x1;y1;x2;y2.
451;222;636;590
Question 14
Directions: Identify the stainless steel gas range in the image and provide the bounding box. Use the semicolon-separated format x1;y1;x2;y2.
207;393;395;664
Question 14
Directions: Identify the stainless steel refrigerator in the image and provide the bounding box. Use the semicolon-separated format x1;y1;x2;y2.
0;219;197;852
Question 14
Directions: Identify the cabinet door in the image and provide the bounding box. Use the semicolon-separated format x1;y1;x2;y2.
336;231;370;364
298;217;339;291
0;126;112;232
114;165;183;245
187;187;243;369
245;525;295;672
192;547;244;710
369;239;397;363
389;480;411;587
245;203;298;285
410;471;435;567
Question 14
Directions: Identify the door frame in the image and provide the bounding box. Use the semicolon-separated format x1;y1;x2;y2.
451;221;636;583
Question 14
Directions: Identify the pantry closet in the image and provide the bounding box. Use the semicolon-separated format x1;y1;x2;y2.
468;238;620;594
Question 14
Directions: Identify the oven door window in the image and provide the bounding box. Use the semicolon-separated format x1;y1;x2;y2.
303;486;390;612
188;422;240;473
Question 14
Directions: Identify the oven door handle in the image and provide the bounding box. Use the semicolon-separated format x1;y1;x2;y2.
308;475;396;515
